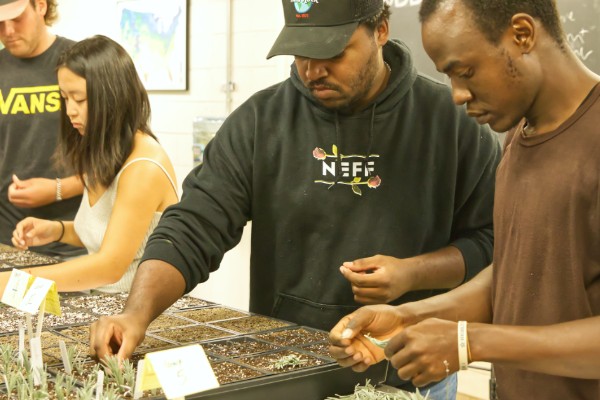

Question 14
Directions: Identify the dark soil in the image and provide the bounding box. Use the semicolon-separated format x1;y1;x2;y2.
152;325;234;344
255;327;329;346
210;360;265;384
174;306;248;323
147;314;195;331
299;342;334;359
53;325;90;342
202;336;280;357
135;334;176;353
210;315;293;334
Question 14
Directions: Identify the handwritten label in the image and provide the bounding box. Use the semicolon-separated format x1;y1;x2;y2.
1;269;61;316
140;345;219;399
1;269;33;307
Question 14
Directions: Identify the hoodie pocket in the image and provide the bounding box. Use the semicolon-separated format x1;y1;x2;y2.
272;292;359;331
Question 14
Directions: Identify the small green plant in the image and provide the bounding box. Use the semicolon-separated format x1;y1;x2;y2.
272;354;307;370
69;346;88;375
364;333;390;349
326;380;430;400
76;373;98;400
101;354;137;396
54;371;78;400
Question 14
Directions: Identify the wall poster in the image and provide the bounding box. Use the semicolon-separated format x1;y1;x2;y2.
117;0;188;91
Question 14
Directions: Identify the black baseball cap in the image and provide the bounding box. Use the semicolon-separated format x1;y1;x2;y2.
267;0;384;60
0;0;28;22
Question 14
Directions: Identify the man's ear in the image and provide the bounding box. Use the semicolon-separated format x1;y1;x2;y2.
34;0;48;18
511;13;536;53
376;19;390;46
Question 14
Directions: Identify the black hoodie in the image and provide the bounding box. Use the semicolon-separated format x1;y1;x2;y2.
142;40;501;330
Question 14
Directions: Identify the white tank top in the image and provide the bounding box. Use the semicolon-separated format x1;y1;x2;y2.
73;158;178;293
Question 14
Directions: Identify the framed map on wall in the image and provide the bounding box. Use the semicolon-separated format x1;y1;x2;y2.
117;0;188;91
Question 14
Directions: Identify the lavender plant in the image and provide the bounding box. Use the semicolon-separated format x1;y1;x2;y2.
326;380;430;400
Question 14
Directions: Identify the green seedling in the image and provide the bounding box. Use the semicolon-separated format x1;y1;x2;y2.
364;333;390;349
272;354;307;370
327;380;430;400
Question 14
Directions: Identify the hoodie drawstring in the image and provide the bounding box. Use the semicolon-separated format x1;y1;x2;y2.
364;103;376;176
329;112;342;188
329;104;376;189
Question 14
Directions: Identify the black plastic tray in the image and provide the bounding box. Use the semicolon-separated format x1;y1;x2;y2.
191;360;388;399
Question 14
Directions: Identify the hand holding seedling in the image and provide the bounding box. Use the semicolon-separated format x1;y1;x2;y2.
329;304;405;372
385;318;460;387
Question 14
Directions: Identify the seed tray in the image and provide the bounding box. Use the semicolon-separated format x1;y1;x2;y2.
146;313;198;332
201;335;282;358
0;244;61;268
298;341;334;360
167;296;215;311
150;323;236;344
61;292;129;315
208;315;294;334
254;326;330;347
169;306;249;324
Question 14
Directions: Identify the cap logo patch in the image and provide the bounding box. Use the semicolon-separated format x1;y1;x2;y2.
292;0;318;13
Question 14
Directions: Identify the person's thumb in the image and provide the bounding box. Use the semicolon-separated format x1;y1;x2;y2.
12;174;24;189
341;309;376;339
342;258;377;273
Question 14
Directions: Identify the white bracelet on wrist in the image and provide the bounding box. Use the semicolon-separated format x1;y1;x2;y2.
457;320;469;370
56;178;62;202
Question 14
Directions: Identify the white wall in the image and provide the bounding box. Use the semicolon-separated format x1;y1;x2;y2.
53;0;294;311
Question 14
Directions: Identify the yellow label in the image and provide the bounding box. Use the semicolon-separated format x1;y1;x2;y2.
44;282;61;317
140;355;161;391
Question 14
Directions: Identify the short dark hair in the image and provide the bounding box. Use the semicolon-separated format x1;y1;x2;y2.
360;3;391;32
419;0;565;46
30;0;58;26
56;35;156;189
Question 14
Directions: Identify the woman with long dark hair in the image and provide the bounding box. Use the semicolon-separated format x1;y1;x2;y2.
6;35;178;293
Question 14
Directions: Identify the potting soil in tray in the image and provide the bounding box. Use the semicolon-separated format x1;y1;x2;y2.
0;243;61;268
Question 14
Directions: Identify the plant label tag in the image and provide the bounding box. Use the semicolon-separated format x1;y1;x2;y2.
133;360;145;399
43;283;61;316
140;344;219;398
30;336;44;386
1;269;33;308
18;276;59;315
95;369;104;400
59;340;72;375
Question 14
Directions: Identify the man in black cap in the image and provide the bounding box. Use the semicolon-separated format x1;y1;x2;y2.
90;1;500;397
0;0;84;257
